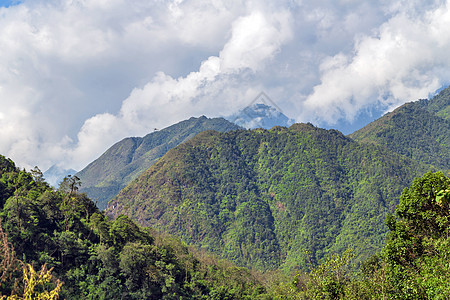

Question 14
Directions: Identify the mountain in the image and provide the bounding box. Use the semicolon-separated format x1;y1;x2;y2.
226;103;294;129
106;123;428;271
418;85;450;120
43;164;77;187
349;87;450;171
0;154;268;299
76;116;241;210
0;154;448;298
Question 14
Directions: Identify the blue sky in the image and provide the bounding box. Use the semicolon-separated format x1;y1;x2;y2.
0;0;449;171
0;0;20;7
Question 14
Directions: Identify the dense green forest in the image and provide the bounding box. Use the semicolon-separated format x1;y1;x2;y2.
418;86;450;120
77;86;449;213
350;87;450;171
1;154;449;298
1;88;448;298
270;171;450;299
77;116;241;210
107;123;429;271
0;155;268;299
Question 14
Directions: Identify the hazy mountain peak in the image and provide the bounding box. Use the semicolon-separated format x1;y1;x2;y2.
227;101;294;129
43;165;77;187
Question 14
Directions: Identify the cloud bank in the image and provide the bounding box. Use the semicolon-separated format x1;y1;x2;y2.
0;0;449;171
303;0;450;123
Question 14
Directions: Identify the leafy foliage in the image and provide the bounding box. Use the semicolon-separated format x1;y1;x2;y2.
270;172;450;299
382;171;450;299
0;219;22;297
108;123;427;271
301;249;355;299
0;155;268;299
5;264;63;300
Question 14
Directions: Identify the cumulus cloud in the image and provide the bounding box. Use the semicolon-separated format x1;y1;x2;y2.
302;1;450;123
1;0;450;171
0;0;240;169
69;9;293;169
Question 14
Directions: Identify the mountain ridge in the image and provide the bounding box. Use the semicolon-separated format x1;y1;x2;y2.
349;87;450;171
106;123;428;271
77;116;242;210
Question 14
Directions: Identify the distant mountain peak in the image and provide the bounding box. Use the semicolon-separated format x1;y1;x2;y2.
226;92;295;129
43;165;77;187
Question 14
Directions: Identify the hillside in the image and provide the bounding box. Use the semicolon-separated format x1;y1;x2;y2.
0;154;269;299
106;123;428;271
77;116;241;210
349;87;450;171
419;86;450;120
2;153;449;298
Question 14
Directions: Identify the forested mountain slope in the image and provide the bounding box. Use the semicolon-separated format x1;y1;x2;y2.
0;155;268;299
2;152;448;298
77;116;241;210
419;86;450;120
350;87;450;171
107;123;428;271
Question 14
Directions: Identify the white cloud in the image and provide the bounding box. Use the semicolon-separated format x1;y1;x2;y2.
0;0;240;170
0;0;450;171
220;11;292;71
302;0;450;123
68;9;293;169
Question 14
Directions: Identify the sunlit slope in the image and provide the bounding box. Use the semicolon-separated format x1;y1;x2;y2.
350;87;450;171
77;116;241;209
107;124;428;270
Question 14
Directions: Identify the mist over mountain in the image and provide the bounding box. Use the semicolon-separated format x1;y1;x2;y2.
43;165;77;187
226;102;295;129
77;100;295;209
